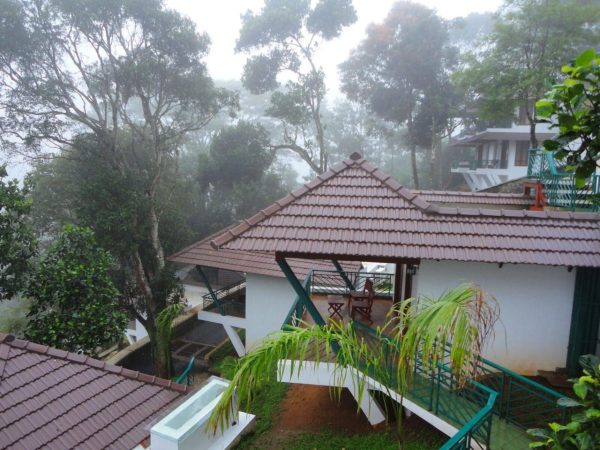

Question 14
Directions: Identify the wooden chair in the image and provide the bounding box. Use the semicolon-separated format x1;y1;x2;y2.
350;279;374;324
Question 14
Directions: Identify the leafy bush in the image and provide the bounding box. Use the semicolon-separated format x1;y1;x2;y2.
25;225;127;355
528;355;600;449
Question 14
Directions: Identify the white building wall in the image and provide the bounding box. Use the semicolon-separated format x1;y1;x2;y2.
245;273;298;351
415;260;576;374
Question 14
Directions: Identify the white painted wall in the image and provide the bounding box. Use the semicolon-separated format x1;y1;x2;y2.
245;273;298;351
415;260;576;374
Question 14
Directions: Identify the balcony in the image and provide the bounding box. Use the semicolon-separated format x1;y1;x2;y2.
451;159;508;171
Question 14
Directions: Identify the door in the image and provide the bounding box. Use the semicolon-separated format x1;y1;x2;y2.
566;267;600;376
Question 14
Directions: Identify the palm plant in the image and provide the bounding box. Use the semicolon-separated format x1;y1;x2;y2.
208;283;499;438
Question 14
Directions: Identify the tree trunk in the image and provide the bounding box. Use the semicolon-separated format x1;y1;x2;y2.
407;116;419;189
528;111;538;149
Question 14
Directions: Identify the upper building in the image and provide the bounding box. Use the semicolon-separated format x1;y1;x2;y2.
450;124;554;191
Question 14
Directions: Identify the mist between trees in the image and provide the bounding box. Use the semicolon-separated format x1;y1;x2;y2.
0;0;598;377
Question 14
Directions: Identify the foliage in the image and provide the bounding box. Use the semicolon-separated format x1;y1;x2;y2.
536;48;600;184
196;122;287;235
528;355;600;449
0;0;236;376
456;0;600;146
155;303;184;378
25;226;127;356
208;284;499;440
340;1;457;188
237;0;357;174
0;165;36;301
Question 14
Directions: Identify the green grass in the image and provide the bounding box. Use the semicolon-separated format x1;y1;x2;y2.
280;429;443;450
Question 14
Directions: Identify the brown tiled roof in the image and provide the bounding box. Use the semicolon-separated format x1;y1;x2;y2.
210;153;600;267
0;333;189;450
169;228;359;278
413;190;532;207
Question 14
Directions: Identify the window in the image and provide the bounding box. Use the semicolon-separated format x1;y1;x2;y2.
514;141;530;166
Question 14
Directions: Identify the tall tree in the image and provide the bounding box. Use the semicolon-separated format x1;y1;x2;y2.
236;0;357;174
0;165;36;301
197;122;287;236
25;226;128;356
456;0;600;147
340;1;455;189
0;0;236;376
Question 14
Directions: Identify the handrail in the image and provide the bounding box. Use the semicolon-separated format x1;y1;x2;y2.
480;356;563;400
311;269;393;298
352;321;497;449
440;387;498;450
528;148;599;211
202;279;246;313
174;356;195;385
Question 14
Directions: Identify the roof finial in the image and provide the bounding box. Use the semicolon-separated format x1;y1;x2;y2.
350;152;362;161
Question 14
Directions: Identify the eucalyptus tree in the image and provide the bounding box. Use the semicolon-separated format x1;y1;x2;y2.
340;1;456;189
0;0;237;377
456;0;600;147
236;0;357;174
209;284;499;443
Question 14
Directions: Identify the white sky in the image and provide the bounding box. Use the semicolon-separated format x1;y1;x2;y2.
167;0;503;97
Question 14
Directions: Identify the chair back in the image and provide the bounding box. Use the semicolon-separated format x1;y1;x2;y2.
364;279;374;301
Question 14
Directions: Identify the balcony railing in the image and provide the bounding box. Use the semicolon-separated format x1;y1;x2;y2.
451;159;507;170
202;279;246;317
528;148;600;211
310;269;393;298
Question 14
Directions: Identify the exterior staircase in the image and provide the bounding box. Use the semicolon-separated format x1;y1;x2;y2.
527;149;599;211
280;293;570;450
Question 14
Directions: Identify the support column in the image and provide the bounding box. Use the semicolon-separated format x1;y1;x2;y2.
277;257;325;326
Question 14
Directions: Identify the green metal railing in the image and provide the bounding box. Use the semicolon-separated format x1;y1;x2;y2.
311;269;393;298
202;279;246;317
352;321;497;449
528;148;600;211
174;356;195;386
476;357;567;429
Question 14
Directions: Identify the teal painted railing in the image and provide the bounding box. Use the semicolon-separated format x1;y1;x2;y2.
528;148;600;211
311;269;393;298
202;279;246;317
476;357;568;429
352;321;497;450
174;356;195;385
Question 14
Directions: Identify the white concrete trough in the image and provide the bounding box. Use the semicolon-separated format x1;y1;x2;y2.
150;376;255;450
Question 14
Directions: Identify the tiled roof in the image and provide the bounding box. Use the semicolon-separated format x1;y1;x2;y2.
413;190;532;207
210;153;600;267
0;333;189;450
169;228;359;278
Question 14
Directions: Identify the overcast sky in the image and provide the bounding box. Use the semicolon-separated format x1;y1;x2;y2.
167;0;503;97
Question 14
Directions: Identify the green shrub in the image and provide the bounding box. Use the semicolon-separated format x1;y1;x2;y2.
528;355;600;449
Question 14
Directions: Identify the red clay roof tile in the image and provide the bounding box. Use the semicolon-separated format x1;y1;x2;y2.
0;333;188;449
209;154;600;267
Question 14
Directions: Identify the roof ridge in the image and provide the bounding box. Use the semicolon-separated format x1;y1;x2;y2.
210;157;356;249
0;333;189;394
